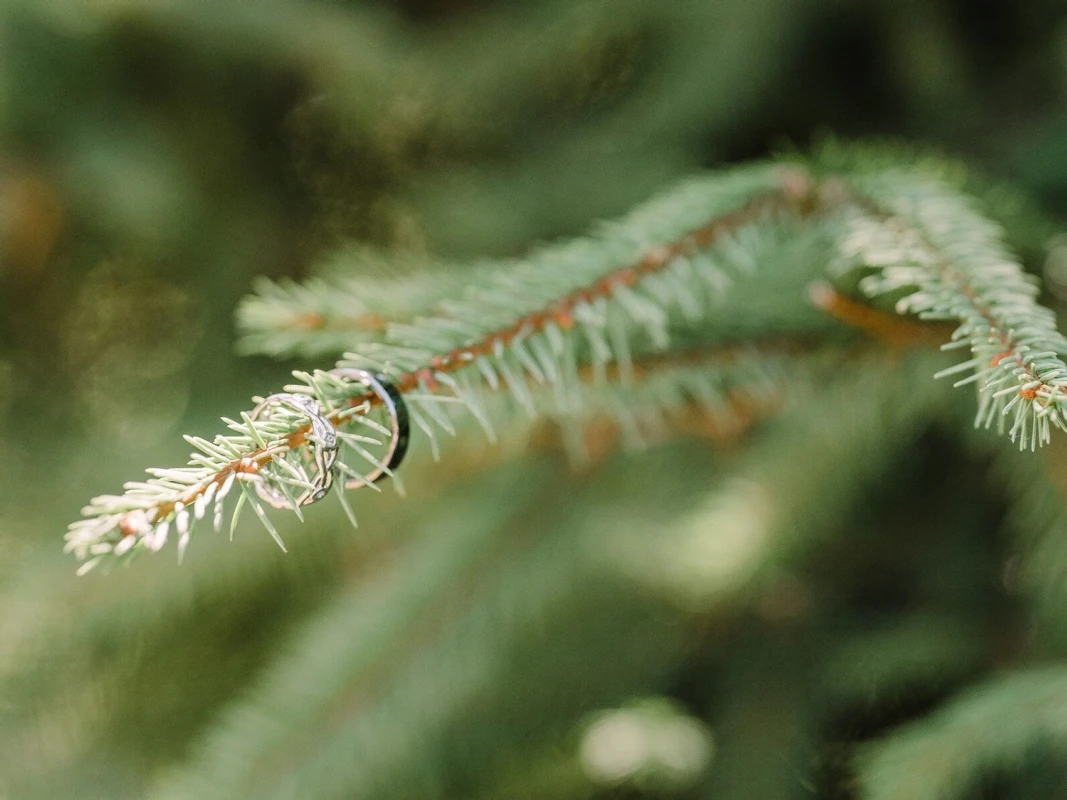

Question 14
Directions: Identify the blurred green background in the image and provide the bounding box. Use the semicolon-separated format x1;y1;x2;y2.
6;1;1067;798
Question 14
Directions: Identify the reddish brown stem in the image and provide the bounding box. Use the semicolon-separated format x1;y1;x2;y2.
808;281;952;347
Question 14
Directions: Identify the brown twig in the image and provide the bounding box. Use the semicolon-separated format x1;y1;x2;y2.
807;281;952;348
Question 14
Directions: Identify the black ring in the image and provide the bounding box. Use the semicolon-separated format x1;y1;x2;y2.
328;368;410;486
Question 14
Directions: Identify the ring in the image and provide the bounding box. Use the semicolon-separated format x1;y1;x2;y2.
328;368;410;486
248;392;338;508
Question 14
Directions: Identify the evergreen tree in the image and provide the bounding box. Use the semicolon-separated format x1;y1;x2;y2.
6;2;1067;799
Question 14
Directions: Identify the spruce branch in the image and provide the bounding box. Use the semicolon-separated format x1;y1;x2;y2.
986;442;1067;651
235;248;485;359
65;371;401;574
856;667;1067;800
830;170;1067;450
68;164;818;572
528;343;802;463
67;156;1067;573
236;274;391;359
149;361;941;800
335;168;814;447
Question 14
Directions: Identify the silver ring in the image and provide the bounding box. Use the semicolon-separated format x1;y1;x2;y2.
248;392;338;508
328;368;409;487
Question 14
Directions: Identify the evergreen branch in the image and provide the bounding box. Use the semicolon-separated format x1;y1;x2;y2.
67;157;1067;574
65;371;399;574
150;362;942;800
65;344;800;575
67;165;817;572
819;613;986;712
337;164;815;423
519;343;802;465
235;248;484;358
605;355;950;609
856;667;1067;800
987;443;1067;653
831;171;1067;450
249;166;817;360
235;275;391;359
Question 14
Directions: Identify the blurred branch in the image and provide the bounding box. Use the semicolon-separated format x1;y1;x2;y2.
151;360;943;800
856;667;1067;800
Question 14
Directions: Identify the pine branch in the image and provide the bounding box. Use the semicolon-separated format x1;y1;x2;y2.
235;248;484;359
819;613;985;711
856;667;1067;800
67;164;817;572
295;168;816;462
65;369;402;574
984;441;1067;654
149;361;941;800
65;345;802;576
67;154;1067;573
236;275;391;359
567;345;796;455
830;169;1067;450
607;355;949;608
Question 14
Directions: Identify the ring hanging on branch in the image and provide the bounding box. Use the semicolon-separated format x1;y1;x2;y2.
249;393;339;508
329;368;410;486
66;154;1067;574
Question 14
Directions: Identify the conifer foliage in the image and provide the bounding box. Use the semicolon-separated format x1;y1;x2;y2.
10;2;1067;799
67;158;1067;572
